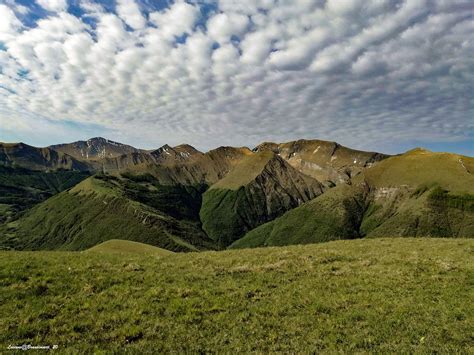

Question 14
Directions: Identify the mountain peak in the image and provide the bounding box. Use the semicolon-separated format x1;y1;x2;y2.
151;144;173;155
50;137;140;160
174;144;200;153
86;137;128;147
87;137;108;143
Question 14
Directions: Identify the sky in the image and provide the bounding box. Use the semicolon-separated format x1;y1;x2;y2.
0;0;473;155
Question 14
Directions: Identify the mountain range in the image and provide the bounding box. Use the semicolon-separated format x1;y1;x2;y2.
0;137;472;251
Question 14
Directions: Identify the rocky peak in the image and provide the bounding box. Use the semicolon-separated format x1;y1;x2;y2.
252;142;279;153
50;137;141;161
173;144;202;159
151;144;196;163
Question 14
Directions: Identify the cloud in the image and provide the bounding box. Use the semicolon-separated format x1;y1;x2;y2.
2;0;30;15
268;28;330;70
208;12;249;44
241;30;275;65
0;0;472;153
79;0;104;17
36;0;67;12
0;4;22;41
149;2;199;40
116;0;145;30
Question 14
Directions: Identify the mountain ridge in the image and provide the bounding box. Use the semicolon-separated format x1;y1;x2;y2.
1;136;472;253
0;138;392;187
254;138;390;185
1;174;214;252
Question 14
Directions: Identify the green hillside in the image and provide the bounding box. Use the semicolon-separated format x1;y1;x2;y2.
85;239;174;256
200;152;323;248
1;238;471;352
0;166;90;224
210;151;276;189
231;150;474;249
359;148;474;193
0;174;215;252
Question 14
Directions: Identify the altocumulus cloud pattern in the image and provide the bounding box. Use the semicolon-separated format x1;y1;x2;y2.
0;0;473;152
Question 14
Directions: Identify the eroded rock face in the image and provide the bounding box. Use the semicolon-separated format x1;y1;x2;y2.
200;152;324;247
254;139;389;186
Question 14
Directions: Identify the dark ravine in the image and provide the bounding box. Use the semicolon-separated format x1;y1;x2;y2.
0;165;90;224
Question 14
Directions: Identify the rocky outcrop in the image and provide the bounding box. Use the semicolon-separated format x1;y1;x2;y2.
254;139;389;186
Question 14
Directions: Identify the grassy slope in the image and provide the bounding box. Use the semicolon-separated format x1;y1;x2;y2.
210;151;274;190
85;239;174;256
359;148;474;194
1;174;215;252
232;150;474;249
0;166;90;223
0;238;472;352
200;188;251;248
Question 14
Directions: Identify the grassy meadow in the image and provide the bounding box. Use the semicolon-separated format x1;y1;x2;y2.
1;238;473;352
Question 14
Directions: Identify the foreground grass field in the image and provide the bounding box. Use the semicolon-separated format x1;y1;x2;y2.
1;238;472;352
